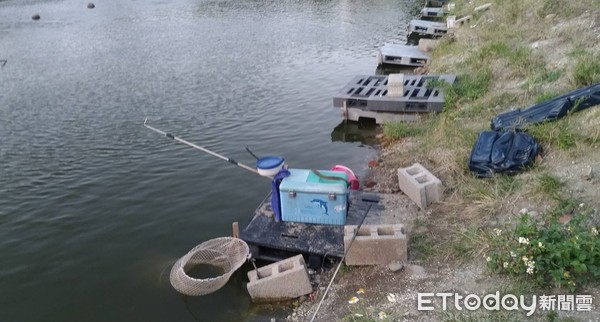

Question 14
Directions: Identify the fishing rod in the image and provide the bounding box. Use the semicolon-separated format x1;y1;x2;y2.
143;118;271;179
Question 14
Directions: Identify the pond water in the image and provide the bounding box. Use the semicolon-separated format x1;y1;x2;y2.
0;0;418;320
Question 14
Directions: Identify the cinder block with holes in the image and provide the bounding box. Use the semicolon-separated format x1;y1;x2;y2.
246;254;312;302
397;163;443;209
344;224;407;266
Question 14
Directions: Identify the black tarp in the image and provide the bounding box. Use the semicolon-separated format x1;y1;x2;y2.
491;82;600;131
468;130;541;178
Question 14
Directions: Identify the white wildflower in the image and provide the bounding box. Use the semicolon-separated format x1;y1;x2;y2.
592;227;598;236
494;228;502;236
522;256;528;263
518;237;530;245
486;256;492;262
538;242;544;248
503;262;509;269
526;260;535;274
510;251;517;258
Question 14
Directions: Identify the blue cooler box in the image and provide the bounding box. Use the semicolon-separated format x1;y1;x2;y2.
279;169;349;225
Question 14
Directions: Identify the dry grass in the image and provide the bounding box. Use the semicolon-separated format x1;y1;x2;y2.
381;0;600;262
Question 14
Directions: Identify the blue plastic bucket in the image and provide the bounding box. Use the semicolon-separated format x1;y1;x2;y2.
256;156;285;177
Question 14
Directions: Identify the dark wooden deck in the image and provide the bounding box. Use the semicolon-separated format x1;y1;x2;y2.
239;190;383;268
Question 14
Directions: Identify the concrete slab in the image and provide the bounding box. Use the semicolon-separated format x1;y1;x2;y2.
333;74;456;114
408;19;448;37
377;44;431;67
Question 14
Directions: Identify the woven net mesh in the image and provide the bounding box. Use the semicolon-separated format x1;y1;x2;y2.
170;237;250;296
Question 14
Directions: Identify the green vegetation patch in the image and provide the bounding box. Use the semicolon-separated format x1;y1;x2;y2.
382;121;428;140
443;70;493;112
525;120;578;150
533;173;564;196
571;53;600;87
486;203;600;291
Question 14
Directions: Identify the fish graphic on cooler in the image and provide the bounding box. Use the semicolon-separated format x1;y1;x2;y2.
310;199;329;216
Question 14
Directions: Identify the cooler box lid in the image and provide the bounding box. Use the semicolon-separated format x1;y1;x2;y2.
279;169;348;194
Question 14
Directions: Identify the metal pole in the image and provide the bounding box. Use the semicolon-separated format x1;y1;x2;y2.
143;119;271;178
309;194;380;322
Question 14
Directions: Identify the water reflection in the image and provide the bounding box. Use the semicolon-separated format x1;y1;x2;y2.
375;63;416;75
330;119;381;146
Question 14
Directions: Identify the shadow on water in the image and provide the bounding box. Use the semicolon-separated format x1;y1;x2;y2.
331;119;381;146
375;64;416;76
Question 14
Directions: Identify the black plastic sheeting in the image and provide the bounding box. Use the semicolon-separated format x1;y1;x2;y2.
468;130;541;178
491;82;600;131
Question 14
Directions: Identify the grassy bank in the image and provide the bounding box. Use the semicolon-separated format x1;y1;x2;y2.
291;0;600;321
377;0;600;320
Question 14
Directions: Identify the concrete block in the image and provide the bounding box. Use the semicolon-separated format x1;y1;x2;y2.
397;163;443;209
446;15;456;29
344;224;407;266
387;73;404;98
246;255;312;302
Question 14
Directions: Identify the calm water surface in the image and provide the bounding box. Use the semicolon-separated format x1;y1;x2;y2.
0;0;417;320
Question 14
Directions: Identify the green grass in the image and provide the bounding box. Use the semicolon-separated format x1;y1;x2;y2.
450;225;488;262
467;175;523;204
530;69;562;86
444;70;493;112
465;41;544;78
537;0;590;19
382;121;427;140
338;262;352;277
534;173;564;196
409;230;435;260
534;91;559;104
572;54;600;87
526;120;578;150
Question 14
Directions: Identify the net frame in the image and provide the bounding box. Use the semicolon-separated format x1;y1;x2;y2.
170;237;250;296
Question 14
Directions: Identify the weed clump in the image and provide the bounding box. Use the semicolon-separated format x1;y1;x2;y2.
571;54;600;87
486;203;600;291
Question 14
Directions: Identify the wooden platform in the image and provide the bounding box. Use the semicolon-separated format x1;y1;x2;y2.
239;191;383;268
